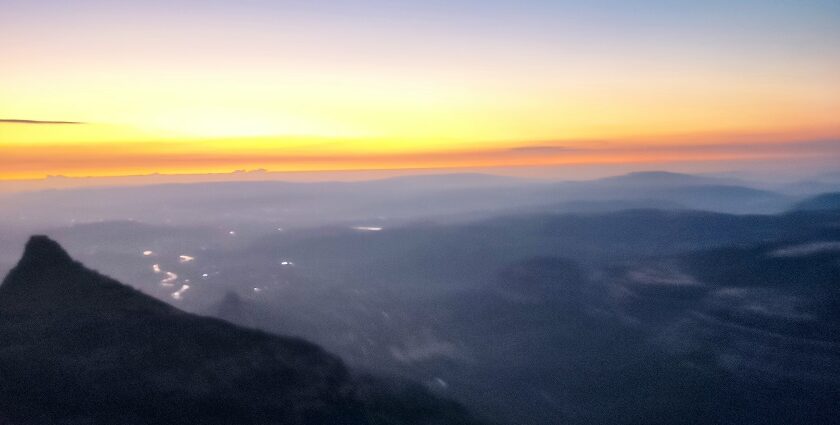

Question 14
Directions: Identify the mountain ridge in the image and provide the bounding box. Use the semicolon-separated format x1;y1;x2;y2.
0;236;483;425
792;192;840;211
0;235;178;316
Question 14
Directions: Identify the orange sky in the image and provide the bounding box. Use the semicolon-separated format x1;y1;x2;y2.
1;1;839;181
2;127;838;181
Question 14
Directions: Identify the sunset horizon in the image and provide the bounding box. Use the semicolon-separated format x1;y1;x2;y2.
3;0;838;181
2;2;840;424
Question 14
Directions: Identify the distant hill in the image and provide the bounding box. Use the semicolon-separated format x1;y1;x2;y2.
593;171;722;187
0;171;800;230
581;172;791;213
0;236;483;425
791;192;840;211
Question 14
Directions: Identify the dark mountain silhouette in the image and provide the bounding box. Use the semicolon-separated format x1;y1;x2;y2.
0;236;484;425
0;236;177;316
791;192;840;211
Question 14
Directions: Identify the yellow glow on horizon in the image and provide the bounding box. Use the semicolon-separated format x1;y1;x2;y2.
1;125;837;181
2;0;839;182
2;39;839;179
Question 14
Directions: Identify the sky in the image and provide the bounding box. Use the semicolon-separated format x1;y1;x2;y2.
1;0;839;180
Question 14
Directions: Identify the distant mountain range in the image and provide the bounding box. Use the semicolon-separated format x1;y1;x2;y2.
5;170;834;230
791;192;840;211
0;236;484;425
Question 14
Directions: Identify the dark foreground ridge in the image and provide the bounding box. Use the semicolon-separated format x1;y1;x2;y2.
0;236;484;425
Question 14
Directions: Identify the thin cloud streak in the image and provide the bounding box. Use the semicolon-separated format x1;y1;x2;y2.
0;119;85;125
